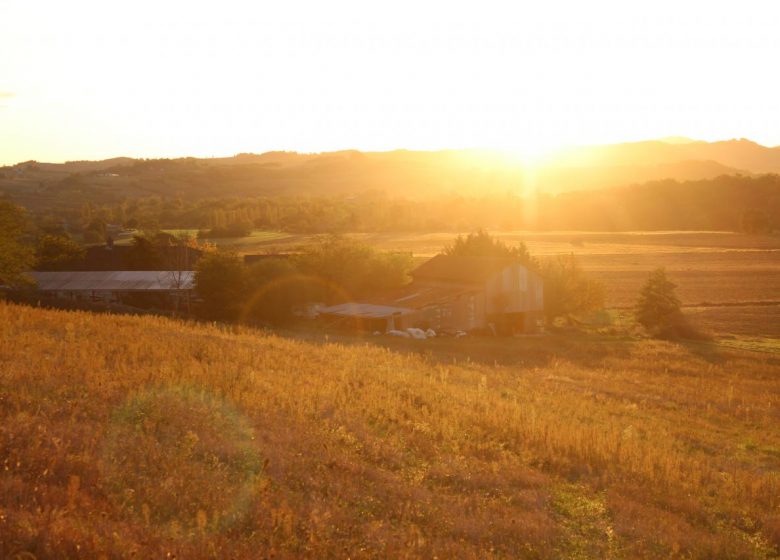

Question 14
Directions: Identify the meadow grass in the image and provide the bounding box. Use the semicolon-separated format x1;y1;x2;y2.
210;230;780;313
1;302;779;558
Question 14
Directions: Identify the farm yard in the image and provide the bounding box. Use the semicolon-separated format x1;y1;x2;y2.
189;229;780;343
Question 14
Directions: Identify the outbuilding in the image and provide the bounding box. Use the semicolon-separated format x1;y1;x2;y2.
318;255;544;334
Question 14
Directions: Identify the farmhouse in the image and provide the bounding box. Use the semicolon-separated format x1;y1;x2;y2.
30;270;194;310
318;255;544;334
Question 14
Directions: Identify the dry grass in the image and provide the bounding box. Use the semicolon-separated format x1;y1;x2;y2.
218;230;780;316
687;305;780;339
1;302;779;558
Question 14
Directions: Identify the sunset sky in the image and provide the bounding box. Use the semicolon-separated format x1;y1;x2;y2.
2;0;779;165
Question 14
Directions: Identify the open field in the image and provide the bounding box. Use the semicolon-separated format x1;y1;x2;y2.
196;230;780;338
196;230;780;257
1;302;779;558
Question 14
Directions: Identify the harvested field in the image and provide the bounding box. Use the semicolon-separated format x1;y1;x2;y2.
1;302;779;558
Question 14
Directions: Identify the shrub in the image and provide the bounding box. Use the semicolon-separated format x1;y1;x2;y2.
635;268;707;339
635;268;681;331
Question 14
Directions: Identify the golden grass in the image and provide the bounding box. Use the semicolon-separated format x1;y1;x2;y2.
212;230;780;327
1;302;779;558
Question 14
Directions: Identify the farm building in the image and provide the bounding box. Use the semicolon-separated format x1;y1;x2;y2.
318;255;544;335
30;270;194;310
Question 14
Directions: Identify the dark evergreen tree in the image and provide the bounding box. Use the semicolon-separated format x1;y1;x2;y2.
635;268;682;332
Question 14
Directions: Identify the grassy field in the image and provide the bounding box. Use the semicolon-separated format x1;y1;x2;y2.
198;229;780;340
1;302;779;558
202;230;780;257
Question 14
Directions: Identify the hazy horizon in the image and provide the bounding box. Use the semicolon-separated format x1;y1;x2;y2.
3;0;780;165
3;135;778;167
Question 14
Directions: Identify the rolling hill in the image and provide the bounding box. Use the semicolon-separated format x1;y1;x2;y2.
3;138;778;206
1;302;778;558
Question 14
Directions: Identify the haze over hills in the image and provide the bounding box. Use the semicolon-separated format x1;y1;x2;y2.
0;138;778;234
2;138;778;206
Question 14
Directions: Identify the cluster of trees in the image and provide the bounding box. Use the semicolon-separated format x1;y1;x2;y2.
19;174;780;238
0;200;710;340
194;237;413;322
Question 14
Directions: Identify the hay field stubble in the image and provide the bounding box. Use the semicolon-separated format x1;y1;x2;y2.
1;302;779;558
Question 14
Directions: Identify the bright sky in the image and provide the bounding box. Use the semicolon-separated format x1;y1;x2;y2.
2;0;780;164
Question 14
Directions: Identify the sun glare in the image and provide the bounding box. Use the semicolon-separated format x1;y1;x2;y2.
1;1;780;163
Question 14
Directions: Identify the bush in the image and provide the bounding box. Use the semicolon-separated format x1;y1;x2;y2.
635;268;708;339
635;268;681;331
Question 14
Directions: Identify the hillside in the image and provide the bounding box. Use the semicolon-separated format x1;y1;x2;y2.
551;138;780;174
1;302;778;558
3;139;778;211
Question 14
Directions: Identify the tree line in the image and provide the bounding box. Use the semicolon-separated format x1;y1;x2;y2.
0;200;719;339
16;174;780;239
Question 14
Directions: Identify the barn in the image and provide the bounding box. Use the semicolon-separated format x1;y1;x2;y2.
318;255;544;335
30;270;194;310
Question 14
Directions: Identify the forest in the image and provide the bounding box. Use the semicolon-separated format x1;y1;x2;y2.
11;174;780;239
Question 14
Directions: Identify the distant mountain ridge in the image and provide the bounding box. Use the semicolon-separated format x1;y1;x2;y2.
550;138;780;174
2;139;779;208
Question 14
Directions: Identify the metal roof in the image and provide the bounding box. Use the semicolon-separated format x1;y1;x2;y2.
31;271;195;291
318;302;415;319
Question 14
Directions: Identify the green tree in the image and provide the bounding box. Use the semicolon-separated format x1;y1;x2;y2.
635;268;682;333
296;236;412;301
540;254;605;323
195;251;247;320
0;201;35;287
443;230;532;264
35;234;85;270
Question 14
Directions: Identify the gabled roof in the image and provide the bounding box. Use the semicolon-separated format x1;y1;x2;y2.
31;271;195;291
410;255;522;284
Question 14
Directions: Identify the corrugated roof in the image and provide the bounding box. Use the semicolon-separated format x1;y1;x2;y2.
411;255;519;284
31;271;195;291
318;302;415;319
